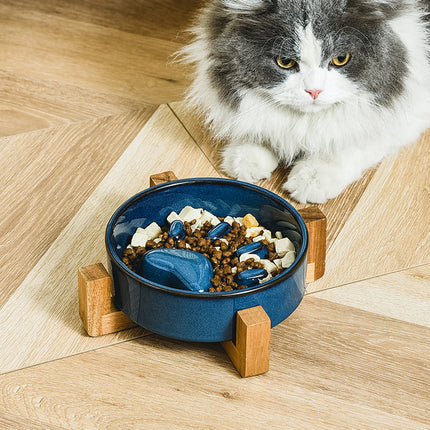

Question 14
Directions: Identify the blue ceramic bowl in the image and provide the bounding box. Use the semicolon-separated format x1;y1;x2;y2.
106;178;308;342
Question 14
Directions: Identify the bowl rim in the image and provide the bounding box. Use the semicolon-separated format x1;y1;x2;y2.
105;177;308;298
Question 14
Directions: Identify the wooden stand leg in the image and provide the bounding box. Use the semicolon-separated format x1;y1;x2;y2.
298;207;327;283
149;171;178;187
78;263;137;336
221;306;271;377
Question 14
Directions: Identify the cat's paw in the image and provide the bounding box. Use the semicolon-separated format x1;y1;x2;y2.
284;159;348;204
221;143;278;183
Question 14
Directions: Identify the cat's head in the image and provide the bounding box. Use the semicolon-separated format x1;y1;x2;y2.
196;0;408;113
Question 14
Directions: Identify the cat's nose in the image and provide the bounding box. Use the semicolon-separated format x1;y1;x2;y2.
305;89;322;100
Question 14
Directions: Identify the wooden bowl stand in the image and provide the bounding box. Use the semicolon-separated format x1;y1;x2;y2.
78;172;326;377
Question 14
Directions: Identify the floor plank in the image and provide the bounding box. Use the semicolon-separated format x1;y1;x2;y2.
1;297;429;429
3;0;203;42
0;69;148;137
0;411;66;430
313;264;430;328
308;133;430;292
0;105;220;375
0;108;155;309
0;2;193;105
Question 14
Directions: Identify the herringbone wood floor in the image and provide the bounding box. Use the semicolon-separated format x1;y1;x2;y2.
1;1;429;428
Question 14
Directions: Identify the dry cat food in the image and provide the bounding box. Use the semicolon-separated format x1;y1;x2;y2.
122;206;296;292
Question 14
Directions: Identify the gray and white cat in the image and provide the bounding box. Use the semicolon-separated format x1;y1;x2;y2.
180;0;430;203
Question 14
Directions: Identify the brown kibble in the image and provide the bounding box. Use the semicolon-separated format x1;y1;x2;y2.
252;261;264;269
223;265;232;275
146;240;156;250
135;246;145;254
268;251;278;260
220;242;228;251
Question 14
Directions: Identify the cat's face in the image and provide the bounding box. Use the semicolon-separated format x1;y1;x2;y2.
207;0;407;113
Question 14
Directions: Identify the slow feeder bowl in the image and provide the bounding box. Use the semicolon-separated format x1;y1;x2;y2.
78;172;326;377
105;177;308;342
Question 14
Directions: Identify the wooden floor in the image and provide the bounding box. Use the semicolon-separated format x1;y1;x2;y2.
1;1;429;428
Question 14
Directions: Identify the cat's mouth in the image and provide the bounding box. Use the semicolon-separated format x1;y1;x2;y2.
282;99;335;114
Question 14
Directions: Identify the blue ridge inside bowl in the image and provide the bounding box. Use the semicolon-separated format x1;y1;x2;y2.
106;178;308;342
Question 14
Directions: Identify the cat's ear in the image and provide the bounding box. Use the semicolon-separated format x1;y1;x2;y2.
221;0;270;12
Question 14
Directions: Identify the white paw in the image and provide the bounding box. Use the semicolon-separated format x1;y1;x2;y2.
284;159;349;204
221;142;278;183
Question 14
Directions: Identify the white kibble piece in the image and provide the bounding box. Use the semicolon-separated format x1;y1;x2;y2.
219;238;229;245
263;229;276;243
135;227;145;234
231;266;237;274
260;259;278;274
245;227;263;238
275;237;295;257
131;232;149;247
280;251;296;268
239;253;261;262
275;231;283;239
195;210;220;228
224;216;234;225
252;235;265;243
234;217;243;225
273;258;283;269
178;206;203;222
144;222;162;240
166;211;181;224
186;243;191;249
153;237;162;243
259;273;273;284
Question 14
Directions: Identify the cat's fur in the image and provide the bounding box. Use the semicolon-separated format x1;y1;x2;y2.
180;0;430;203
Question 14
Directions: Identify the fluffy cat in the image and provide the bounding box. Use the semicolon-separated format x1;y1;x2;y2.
180;0;430;203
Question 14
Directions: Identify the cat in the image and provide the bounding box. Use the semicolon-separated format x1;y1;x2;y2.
179;0;430;203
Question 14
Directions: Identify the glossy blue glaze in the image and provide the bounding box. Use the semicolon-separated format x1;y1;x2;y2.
139;248;212;293
106;178;308;342
206;221;232;240
236;268;269;288
236;242;268;260
168;220;185;240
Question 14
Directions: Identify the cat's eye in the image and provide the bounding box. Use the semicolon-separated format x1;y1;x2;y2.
276;56;297;69
331;53;351;67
